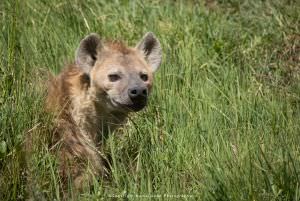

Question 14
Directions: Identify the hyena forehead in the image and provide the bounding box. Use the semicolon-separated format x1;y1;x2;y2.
95;48;153;74
75;32;162;75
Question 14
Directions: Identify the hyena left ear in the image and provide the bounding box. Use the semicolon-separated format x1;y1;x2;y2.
75;33;103;74
136;32;162;72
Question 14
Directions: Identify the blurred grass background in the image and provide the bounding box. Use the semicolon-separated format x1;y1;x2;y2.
0;0;300;200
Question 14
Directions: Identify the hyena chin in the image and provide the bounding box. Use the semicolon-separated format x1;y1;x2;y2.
46;32;162;192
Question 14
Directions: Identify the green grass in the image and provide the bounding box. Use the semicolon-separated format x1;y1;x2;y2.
1;0;300;200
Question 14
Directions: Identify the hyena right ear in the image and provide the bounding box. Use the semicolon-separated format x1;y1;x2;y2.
136;32;162;72
75;33;103;74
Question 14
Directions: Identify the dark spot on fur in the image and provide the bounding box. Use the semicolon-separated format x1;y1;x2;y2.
80;73;90;88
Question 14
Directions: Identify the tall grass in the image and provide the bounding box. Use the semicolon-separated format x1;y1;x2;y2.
1;0;300;200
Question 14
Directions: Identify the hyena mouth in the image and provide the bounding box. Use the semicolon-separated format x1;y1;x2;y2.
127;100;147;112
110;98;147;112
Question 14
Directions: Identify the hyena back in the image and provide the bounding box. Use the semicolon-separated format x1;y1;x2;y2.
46;32;162;191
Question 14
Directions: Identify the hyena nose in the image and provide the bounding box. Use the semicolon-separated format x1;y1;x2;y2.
128;87;148;100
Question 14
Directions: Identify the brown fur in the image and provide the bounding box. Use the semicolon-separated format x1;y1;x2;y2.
106;40;132;54
45;33;162;196
47;65;101;191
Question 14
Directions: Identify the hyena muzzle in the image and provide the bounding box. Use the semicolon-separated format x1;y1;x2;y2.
46;32;162;193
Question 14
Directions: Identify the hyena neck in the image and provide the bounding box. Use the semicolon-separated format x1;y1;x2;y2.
70;83;128;145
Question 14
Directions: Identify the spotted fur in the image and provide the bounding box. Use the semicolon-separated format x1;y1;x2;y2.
46;33;162;193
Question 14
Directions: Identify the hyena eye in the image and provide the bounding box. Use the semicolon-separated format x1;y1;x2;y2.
140;73;148;82
108;74;121;82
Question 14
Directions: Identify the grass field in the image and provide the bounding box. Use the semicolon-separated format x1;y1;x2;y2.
1;0;300;200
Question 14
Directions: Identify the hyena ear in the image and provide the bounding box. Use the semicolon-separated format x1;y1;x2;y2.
136;32;162;72
75;33;103;74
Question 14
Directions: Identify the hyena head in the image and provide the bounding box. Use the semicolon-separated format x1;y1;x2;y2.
75;32;162;112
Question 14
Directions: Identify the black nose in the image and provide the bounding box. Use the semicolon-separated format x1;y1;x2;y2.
128;87;148;100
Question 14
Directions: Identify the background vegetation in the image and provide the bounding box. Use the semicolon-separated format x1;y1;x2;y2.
1;0;300;200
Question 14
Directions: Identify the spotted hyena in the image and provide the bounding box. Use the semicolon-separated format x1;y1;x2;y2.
46;32;162;192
